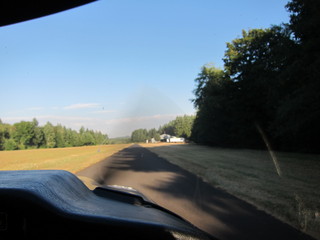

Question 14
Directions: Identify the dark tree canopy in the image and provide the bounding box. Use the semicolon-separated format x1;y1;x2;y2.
191;0;320;153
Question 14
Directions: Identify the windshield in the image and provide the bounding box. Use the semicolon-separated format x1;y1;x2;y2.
1;1;319;239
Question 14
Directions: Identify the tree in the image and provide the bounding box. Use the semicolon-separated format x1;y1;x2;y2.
131;129;148;142
148;128;160;141
286;0;320;43
158;122;175;136
0;120;109;151
273;0;320;152
191;26;298;149
3;138;18;151
0;121;11;150
82;130;95;145
223;26;296;148
172;115;195;139
191;65;238;146
191;1;320;153
97;132;109;145
12;120;37;149
159;115;195;139
54;124;66;148
43;122;56;148
69;129;81;147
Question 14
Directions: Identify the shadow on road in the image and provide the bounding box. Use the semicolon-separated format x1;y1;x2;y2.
77;144;314;240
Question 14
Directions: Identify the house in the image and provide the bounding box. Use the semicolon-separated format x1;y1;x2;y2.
160;134;171;142
168;137;185;143
160;134;185;143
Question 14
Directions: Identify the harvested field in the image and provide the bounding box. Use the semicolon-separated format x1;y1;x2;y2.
0;144;131;173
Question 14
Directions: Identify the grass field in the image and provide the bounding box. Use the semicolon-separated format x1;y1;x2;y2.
0;144;131;173
142;143;320;240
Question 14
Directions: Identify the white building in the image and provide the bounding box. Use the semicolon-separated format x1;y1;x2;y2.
160;134;185;143
168;137;185;143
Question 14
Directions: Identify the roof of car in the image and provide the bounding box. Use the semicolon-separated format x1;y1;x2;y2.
0;0;96;27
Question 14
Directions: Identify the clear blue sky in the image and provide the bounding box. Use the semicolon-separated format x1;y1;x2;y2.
0;0;290;137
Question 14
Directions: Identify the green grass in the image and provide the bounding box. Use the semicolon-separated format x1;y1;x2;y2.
143;143;320;240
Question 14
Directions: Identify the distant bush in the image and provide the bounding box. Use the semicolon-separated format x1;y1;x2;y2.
3;138;18;151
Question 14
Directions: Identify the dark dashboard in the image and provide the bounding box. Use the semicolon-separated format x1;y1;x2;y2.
0;170;213;239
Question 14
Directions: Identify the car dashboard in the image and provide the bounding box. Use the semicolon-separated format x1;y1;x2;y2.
0;170;213;239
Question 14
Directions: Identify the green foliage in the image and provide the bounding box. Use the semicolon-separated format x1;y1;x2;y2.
12;120;38;149
130;115;195;143
191;66;241;146
148;128;160;141
158;121;175;136
172;115;195;138
286;0;320;43
191;0;320;153
3;138;18;151
0;119;108;151
159;115;195;139
131;129;148;142
43;122;56;148
0;121;11;150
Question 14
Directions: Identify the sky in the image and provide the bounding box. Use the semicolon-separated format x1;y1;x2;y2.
0;0;290;137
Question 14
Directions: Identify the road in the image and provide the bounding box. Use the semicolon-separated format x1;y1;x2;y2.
77;144;313;240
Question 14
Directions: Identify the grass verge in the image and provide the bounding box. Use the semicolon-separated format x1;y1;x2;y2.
142;143;320;240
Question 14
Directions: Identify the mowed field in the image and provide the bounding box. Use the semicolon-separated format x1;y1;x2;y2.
0;144;131;173
142;143;320;240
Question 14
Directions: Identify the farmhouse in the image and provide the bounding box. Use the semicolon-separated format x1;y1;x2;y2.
160;134;185;143
168;137;185;143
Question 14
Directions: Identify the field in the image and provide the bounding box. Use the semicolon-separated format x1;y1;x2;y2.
0;144;131;173
142;143;320;240
1;142;319;239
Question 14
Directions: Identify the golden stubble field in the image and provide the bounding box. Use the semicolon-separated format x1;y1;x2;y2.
142;143;320;240
0;144;131;173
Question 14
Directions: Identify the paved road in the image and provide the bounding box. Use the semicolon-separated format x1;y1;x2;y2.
77;144;313;240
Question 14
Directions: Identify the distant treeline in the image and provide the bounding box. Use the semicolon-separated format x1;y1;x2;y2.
191;0;320;153
131;115;195;143
0;119;108;151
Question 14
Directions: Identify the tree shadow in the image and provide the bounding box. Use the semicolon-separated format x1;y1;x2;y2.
105;144;184;173
77;144;314;240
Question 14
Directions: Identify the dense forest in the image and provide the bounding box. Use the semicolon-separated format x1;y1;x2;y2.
191;0;320;153
131;115;195;142
0;119;108;151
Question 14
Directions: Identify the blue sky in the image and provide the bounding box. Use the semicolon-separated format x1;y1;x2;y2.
0;0;290;137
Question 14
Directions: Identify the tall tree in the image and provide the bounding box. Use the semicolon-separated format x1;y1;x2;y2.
191;65;237;146
191;0;320;153
159;115;195;139
12;120;38;149
172;115;195;139
0;121;12;150
131;129;148;142
274;0;320;151
148;128;160;141
43;122;56;148
54;124;66;148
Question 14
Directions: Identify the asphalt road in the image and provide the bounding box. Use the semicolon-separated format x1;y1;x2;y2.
77;144;313;240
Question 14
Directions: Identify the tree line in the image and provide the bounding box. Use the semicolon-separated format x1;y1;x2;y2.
0;119;108;151
131;115;195;143
191;0;320;153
